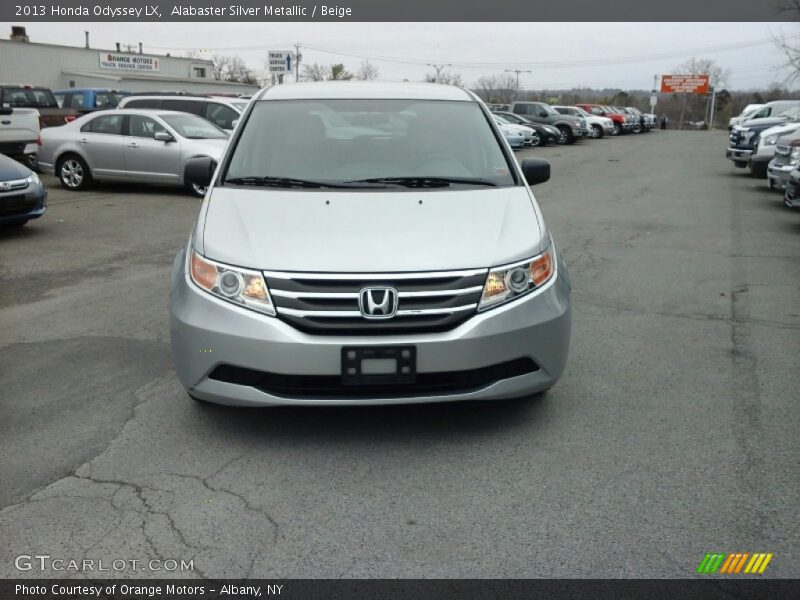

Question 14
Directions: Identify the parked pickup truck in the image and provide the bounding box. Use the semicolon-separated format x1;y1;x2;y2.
726;101;800;176
575;103;630;135
0;84;81;128
510;101;588;144
0;106;39;168
53;88;130;112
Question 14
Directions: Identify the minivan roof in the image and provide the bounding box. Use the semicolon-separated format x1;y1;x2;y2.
259;81;474;102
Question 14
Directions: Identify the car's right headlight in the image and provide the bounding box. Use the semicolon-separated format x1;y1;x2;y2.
190;250;275;316
479;245;555;311
764;135;778;146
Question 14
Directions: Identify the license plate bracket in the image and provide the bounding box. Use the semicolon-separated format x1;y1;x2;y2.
341;346;416;386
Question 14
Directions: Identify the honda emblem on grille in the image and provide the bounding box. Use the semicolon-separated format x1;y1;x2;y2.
359;287;399;319
0;182;9;192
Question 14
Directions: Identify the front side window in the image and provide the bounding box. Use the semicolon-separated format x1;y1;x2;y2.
128;115;167;139
224;99;517;189
67;93;85;108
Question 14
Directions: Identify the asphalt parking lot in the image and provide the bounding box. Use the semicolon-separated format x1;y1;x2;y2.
1;130;798;578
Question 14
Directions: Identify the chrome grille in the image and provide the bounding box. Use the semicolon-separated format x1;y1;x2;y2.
265;269;487;335
0;178;29;193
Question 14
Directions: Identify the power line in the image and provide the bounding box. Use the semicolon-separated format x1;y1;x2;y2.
143;33;799;71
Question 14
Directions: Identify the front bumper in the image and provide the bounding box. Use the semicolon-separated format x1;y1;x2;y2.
0;182;47;225
784;177;800;208
726;146;753;164
169;248;572;406
767;161;795;190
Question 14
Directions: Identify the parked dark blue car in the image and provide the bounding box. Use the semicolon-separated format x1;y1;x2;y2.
52;88;130;112
0;153;46;227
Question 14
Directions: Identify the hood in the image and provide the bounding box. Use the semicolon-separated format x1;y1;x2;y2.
761;122;800;140
500;124;526;134
740;115;792;131
200;186;544;272
0;153;32;182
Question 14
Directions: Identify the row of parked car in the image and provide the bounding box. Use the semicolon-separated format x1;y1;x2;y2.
1;83;658;229
489;101;656;148
0;84;255;226
0;84;249;166
725;99;800;209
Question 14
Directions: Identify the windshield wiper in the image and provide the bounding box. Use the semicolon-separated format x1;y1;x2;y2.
225;176;348;189
344;176;498;188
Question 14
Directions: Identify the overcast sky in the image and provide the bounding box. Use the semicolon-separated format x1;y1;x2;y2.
5;22;798;90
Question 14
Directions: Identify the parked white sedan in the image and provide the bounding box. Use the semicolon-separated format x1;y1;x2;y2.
38;109;229;196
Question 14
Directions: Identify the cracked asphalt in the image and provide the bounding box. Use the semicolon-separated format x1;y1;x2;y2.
1;130;798;579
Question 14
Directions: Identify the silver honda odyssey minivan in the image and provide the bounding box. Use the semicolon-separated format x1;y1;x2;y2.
170;82;571;406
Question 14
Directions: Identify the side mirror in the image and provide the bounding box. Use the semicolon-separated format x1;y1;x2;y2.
154;130;174;142
185;156;216;188
521;158;550;186
539;110;548;118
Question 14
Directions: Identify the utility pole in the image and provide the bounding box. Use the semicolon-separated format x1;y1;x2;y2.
708;87;717;131
426;63;452;83
294;43;302;82
504;69;531;89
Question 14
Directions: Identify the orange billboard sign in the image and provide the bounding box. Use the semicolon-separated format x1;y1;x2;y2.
660;74;710;94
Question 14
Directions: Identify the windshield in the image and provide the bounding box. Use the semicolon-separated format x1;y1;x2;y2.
573;107;590;117
159;113;228;139
224;99;516;188
1;86;58;108
231;101;249;112
494;115;511;124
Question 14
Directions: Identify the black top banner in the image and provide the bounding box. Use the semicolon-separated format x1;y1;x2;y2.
1;0;796;22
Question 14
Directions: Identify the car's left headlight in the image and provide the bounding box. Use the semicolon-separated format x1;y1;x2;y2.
479;245;555;311
190;250;275;316
764;135;778;146
27;172;40;186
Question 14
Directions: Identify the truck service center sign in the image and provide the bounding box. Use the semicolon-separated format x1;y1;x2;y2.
99;52;160;71
660;74;710;94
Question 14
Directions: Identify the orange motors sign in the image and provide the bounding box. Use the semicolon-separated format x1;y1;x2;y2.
660;74;710;94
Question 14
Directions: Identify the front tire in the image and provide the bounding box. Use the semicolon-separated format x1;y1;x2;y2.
57;155;92;191
590;125;603;139
557;126;574;145
187;183;207;197
613;122;623;136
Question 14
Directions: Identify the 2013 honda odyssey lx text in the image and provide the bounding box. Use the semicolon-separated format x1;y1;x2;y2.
170;82;571;406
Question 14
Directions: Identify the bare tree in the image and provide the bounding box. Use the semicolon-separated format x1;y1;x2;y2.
494;72;519;104
302;62;329;82
475;75;498;103
424;70;463;86
673;57;729;129
356;60;379;81
210;54;257;84
329;64;353;80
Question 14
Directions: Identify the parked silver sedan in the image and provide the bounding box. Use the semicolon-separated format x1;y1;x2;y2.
38;109;229;196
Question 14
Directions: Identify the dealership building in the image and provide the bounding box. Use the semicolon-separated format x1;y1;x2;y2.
0;27;259;95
